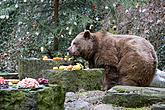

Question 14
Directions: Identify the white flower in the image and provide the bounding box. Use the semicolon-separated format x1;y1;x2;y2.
18;38;21;41
74;22;77;25
5;15;9;19
0;2;2;5
24;0;27;2
69;31;72;35
125;10;129;13
35;32;39;36
113;3;116;7
3;0;6;1
18;21;23;25
142;9;146;12
26;32;29;34
105;6;108;9
15;4;18;8
41;47;44;52
157;20;162;24
61;34;64;38
66;27;69;30
0;15;5;19
41;0;44;2
63;12;66;15
139;8;142;12
96;17;99;21
18;28;21;32
48;41;51;44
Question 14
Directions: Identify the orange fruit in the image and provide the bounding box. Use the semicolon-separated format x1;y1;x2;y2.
43;56;48;60
66;65;73;71
53;57;63;61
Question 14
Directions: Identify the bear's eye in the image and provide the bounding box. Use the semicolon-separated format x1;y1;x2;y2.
73;42;76;45
73;42;79;46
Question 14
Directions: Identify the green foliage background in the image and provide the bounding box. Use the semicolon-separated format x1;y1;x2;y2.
0;0;164;72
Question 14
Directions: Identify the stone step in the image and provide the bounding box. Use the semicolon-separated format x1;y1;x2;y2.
103;86;165;108
42;69;104;92
18;58;67;79
0;84;65;110
151;103;165;110
0;72;19;79
93;104;120;110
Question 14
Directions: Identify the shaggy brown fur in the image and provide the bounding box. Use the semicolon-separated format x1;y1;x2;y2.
68;30;157;90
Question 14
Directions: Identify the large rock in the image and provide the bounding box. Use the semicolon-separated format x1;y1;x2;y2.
150;69;165;88
18;58;65;79
103;86;165;108
65;90;106;110
93;104;114;110
65;100;90;110
0;84;65;110
151;103;165;110
42;69;104;92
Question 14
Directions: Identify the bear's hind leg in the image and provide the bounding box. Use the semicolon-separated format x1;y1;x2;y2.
120;78;139;86
102;65;119;90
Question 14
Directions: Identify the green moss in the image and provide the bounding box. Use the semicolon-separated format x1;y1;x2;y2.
37;85;65;110
43;69;104;92
18;58;65;79
116;88;130;93
0;85;65;110
124;107;150;110
104;93;164;108
0;90;26;110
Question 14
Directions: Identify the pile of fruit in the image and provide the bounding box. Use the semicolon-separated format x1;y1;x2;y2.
6;79;19;86
53;63;84;71
0;77;49;90
42;55;73;61
37;78;49;85
0;77;9;89
17;78;40;89
17;78;49;89
42;56;63;61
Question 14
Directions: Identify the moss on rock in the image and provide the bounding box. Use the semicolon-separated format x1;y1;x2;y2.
0;84;65;110
42;69;104;92
18;58;66;79
103;86;165;108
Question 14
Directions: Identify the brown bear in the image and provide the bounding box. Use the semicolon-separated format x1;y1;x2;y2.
67;30;157;90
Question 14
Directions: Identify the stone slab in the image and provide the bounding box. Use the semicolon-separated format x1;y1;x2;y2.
103;86;165;108
42;69;104;92
0;84;65;110
0;72;19;79
18;58;66;79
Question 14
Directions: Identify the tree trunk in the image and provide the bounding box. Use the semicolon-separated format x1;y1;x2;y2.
53;0;59;23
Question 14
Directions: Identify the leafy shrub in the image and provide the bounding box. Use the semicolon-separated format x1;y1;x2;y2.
0;0;164;72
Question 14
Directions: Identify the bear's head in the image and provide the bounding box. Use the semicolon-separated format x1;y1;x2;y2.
67;30;97;60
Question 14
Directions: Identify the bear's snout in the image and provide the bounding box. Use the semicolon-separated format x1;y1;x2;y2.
67;46;80;56
67;46;74;55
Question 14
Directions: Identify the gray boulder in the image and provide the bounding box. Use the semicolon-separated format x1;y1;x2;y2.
150;69;165;88
103;86;165;107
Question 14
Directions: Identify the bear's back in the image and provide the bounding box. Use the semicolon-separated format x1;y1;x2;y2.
100;33;157;61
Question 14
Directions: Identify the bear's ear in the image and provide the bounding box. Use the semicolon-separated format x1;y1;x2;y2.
83;30;91;39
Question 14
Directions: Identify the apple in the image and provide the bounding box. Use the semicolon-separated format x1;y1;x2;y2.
37;78;49;85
